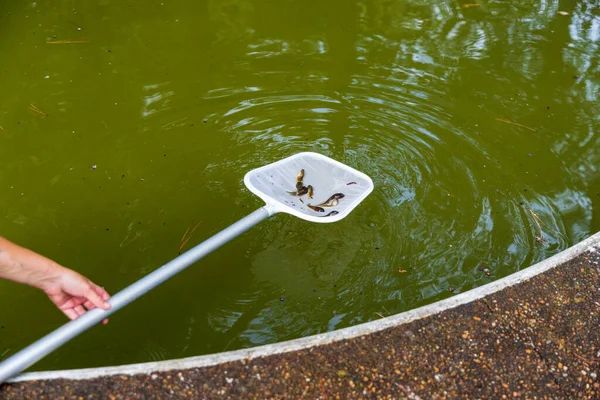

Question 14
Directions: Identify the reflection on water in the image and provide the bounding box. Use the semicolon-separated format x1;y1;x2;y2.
141;83;174;118
0;0;598;369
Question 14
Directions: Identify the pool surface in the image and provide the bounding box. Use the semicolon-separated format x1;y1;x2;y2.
0;0;598;370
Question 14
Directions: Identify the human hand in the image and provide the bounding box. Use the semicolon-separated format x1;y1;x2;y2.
0;236;112;323
41;267;111;324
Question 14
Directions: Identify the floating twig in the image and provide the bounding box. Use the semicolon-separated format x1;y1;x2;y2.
461;3;481;8
0;125;4;132
435;180;453;197
179;221;203;254
496;118;536;132
28;104;48;116
375;312;386;319
46;40;89;44
527;207;563;242
528;208;544;242
68;20;83;31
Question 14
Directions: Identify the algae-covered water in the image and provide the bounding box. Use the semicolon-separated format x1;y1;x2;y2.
0;0;599;371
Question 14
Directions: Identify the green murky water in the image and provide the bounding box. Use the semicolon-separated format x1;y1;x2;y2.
1;0;599;371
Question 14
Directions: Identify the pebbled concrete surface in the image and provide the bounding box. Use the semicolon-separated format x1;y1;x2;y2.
2;249;599;399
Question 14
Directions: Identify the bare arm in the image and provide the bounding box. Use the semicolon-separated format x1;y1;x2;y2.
0;236;111;322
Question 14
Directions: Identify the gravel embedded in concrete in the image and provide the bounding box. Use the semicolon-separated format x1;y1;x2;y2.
2;250;599;399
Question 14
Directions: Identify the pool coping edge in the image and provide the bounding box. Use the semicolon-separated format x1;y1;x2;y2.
9;231;600;383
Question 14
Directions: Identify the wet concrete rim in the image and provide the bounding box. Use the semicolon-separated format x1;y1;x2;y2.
9;231;600;383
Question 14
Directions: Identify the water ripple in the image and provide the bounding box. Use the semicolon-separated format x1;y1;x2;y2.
4;0;598;370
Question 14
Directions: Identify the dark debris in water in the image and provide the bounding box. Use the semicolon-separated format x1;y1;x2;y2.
478;265;492;276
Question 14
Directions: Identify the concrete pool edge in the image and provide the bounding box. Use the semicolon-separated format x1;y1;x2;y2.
8;231;600;383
